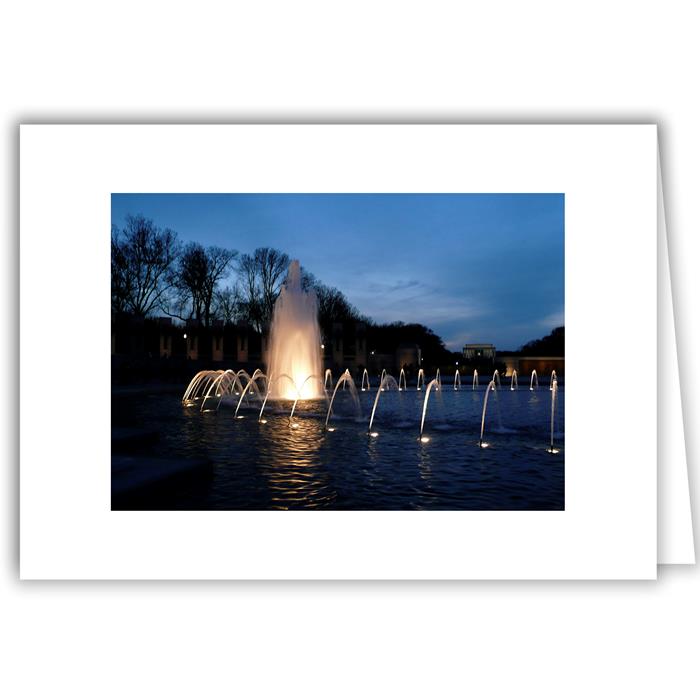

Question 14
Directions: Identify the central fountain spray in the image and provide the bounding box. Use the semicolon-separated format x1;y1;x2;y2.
266;260;323;400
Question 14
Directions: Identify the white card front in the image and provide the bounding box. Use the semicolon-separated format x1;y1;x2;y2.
20;124;659;579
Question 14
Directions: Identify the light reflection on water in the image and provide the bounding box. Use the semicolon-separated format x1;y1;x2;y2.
113;386;564;510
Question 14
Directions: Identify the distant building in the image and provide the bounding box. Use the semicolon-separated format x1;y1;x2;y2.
463;343;496;361
498;355;565;378
396;343;421;371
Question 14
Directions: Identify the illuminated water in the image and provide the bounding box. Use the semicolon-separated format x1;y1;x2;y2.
114;384;564;510
266;260;323;399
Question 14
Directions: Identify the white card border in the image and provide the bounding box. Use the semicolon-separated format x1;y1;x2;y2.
20;124;657;579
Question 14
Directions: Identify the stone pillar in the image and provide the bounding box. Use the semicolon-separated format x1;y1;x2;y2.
236;327;249;364
212;333;223;362
186;334;198;361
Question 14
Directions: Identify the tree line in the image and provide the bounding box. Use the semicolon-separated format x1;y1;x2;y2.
520;326;564;355
111;214;367;333
113;213;566;367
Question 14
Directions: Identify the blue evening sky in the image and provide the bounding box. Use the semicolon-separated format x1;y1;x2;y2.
111;193;564;351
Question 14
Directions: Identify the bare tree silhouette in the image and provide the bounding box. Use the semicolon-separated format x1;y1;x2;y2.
111;215;180;316
170;243;237;326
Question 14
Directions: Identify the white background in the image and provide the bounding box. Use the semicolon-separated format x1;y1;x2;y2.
20;124;657;581
2;1;698;698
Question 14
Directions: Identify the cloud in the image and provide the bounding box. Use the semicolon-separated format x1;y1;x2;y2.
367;279;421;293
538;310;565;328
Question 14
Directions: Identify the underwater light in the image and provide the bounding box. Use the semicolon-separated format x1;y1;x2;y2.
419;436;430;443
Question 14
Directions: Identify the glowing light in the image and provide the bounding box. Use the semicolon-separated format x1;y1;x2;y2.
547;447;560;454
479;442;490;448
183;333;187;339
259;419;268;424
236;415;245;419
326;427;335;432
370;432;379;437
267;261;324;400
321;344;325;349
420;436;430;443
291;422;300;429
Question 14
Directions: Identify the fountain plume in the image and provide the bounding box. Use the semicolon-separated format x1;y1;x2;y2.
266;260;323;399
398;368;407;391
289;375;324;422
548;379;559;452
418;378;440;442
368;373;399;433
258;374;297;422
479;379;497;447
325;370;362;430
233;370;266;418
530;370;538;391
361;368;370;391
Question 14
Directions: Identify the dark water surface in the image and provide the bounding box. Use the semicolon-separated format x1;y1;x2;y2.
113;384;564;510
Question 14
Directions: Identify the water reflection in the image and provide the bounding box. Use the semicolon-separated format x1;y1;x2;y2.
113;386;564;510
253;408;335;509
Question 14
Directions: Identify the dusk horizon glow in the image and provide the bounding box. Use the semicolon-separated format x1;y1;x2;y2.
111;193;564;351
